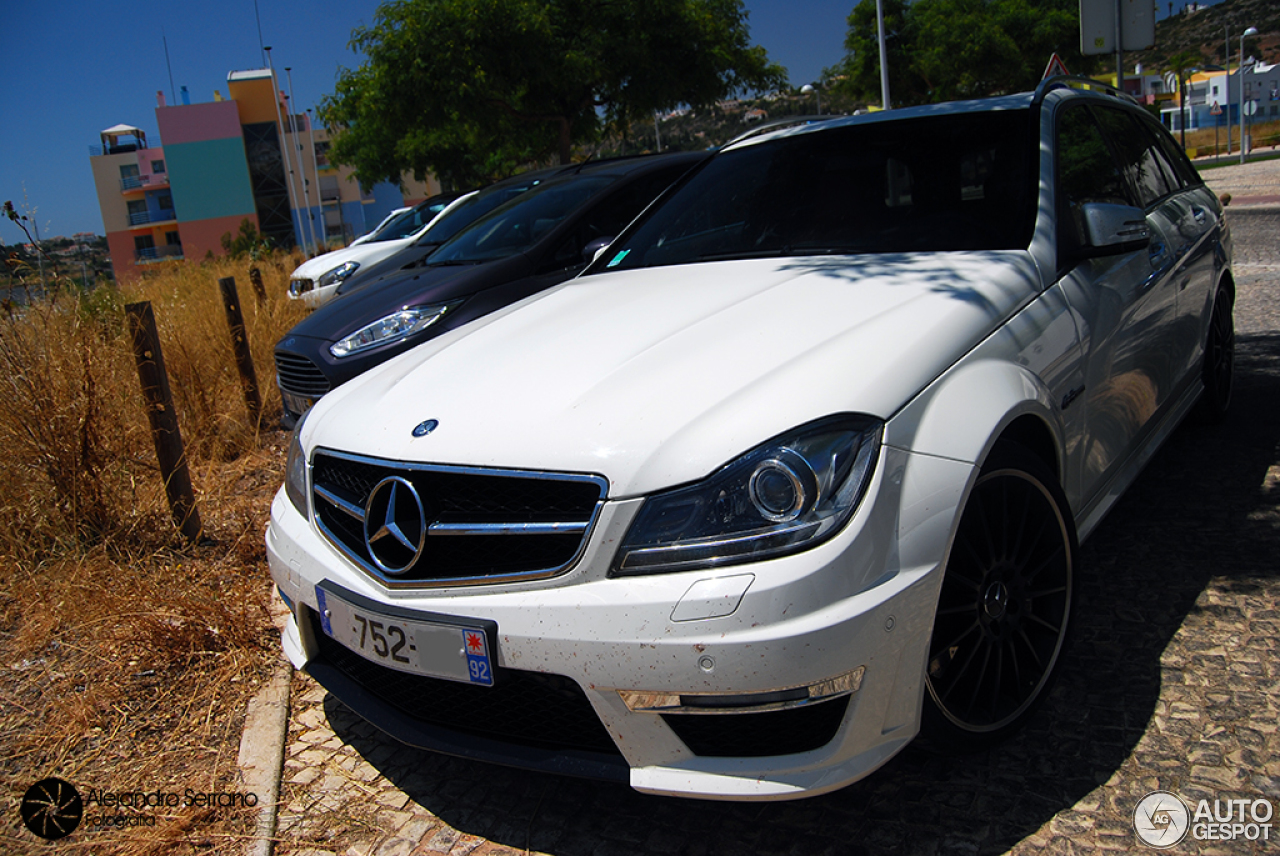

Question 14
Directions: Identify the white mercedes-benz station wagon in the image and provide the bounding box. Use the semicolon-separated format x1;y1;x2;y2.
266;78;1234;800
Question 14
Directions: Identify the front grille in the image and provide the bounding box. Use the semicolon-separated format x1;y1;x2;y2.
275;351;331;397
289;277;314;296
661;696;850;757
309;608;622;755
311;450;606;587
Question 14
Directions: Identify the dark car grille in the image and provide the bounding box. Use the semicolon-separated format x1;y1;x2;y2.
661;697;850;757
289;277;313;296
275;351;331;397
308;608;622;755
311;450;607;587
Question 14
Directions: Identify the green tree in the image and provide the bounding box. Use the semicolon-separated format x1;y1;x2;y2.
321;0;786;188
828;0;1091;106
220;219;273;260
829;0;928;106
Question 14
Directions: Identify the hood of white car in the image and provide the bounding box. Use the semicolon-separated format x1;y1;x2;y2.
303;253;1043;497
291;237;415;281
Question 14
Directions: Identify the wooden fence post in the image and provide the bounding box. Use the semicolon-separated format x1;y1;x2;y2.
125;301;203;542
248;266;266;304
218;276;263;423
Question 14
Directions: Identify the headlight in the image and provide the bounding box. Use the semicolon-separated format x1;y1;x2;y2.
284;410;310;517
611;415;882;576
328;303;458;358
318;261;360;288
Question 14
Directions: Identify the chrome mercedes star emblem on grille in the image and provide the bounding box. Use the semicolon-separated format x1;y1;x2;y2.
412;419;439;437
363;477;427;575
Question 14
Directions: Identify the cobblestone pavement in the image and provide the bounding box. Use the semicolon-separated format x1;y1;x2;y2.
1198;157;1280;207
273;172;1280;856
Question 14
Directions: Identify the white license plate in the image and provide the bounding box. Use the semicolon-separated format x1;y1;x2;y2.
281;390;316;417
315;585;494;686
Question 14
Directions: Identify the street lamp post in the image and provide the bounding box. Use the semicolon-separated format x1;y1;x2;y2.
1225;26;1232;155
1239;26;1258;165
876;0;891;109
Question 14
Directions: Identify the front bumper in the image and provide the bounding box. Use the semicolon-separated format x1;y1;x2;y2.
266;445;972;800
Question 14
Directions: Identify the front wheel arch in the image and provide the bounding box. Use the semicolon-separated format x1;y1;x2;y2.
919;440;1077;751
1194;283;1235;424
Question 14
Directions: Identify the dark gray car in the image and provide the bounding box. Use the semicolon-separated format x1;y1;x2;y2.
274;152;708;426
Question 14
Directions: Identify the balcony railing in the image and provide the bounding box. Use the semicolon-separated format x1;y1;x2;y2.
120;174;169;192
136;245;184;263
129;209;177;226
89;144;148;156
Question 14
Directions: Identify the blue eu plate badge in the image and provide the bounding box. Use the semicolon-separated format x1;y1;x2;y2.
463;629;494;686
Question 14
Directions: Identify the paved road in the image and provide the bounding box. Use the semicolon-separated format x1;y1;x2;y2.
275;192;1280;856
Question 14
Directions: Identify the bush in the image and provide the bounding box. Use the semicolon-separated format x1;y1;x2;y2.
0;255;307;558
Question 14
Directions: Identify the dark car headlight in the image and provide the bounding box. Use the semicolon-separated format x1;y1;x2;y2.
284;409;310;517
612;415;882;576
318;261;360;288
328;302;460;358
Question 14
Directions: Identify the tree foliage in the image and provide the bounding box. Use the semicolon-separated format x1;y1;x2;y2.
220;219;273;260
827;0;1095;106
321;0;786;188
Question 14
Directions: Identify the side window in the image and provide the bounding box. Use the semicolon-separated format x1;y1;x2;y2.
1092;107;1174;207
1055;105;1129;262
1149;120;1203;188
1056;106;1129;206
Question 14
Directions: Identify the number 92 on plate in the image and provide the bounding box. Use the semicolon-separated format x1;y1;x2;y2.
316;583;494;686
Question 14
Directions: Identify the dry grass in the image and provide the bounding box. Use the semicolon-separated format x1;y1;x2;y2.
0;255;309;854
1182;118;1280;158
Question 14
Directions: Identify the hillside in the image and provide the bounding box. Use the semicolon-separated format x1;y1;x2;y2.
1133;0;1279;71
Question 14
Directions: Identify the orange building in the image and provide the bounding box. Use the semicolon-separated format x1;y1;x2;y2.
90;70;437;282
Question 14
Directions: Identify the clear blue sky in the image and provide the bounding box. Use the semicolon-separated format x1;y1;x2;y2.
1;0;858;241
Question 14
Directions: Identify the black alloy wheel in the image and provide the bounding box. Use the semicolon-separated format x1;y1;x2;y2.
1196;287;1234;423
922;442;1075;749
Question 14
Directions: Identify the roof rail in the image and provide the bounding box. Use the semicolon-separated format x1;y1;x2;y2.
1033;75;1141;107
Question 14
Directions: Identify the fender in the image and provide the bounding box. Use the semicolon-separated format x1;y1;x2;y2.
884;357;1065;474
882;276;1084;502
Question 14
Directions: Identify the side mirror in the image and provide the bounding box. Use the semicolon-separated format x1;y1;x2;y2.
1077;203;1150;258
583;236;615;265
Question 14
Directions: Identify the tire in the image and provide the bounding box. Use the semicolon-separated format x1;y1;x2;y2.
921;442;1076;751
1194;287;1234;424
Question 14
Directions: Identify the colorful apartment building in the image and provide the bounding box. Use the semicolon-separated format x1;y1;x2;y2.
1163;62;1280;137
90;68;438;282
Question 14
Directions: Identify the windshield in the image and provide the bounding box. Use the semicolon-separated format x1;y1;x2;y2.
600;109;1036;271
412;176;558;250
368;196;456;241
429;176;614;264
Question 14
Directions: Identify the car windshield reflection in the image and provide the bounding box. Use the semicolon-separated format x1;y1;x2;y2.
602;110;1037;271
